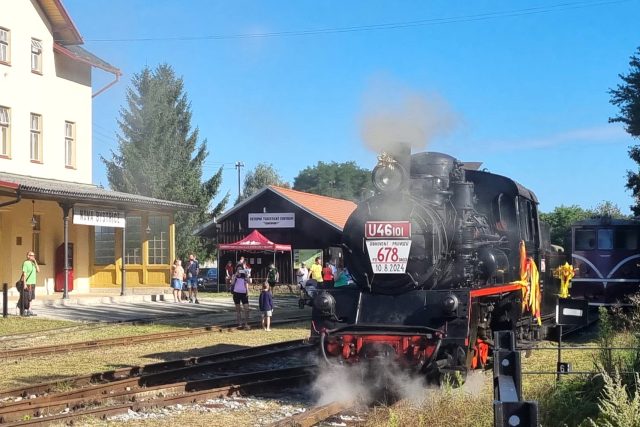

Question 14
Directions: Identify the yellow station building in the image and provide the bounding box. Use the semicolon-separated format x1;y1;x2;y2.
0;0;190;295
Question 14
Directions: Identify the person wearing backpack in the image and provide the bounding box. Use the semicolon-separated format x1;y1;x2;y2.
18;251;39;316
267;263;279;288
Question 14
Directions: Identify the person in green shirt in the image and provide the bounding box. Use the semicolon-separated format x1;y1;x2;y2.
18;251;39;316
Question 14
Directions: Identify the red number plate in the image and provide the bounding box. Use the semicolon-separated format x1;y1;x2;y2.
365;221;411;239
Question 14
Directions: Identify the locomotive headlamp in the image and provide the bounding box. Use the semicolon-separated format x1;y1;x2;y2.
372;152;407;193
442;295;459;313
313;291;337;317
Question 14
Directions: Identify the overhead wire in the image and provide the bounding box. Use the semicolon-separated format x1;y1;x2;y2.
80;0;632;43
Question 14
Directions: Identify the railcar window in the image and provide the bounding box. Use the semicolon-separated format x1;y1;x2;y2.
597;229;613;250
574;229;596;250
615;228;639;250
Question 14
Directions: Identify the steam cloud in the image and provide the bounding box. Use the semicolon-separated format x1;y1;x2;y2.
359;79;461;156
311;358;432;407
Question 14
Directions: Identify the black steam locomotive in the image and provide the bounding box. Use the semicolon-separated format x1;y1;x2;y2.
309;147;560;377
569;217;640;306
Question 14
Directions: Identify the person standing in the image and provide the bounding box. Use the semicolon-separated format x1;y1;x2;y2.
296;262;309;288
186;254;200;304
225;260;234;285
322;262;335;288
267;263;279;288
18;251;39;316
309;257;323;287
259;282;273;331
231;265;250;329
170;259;185;303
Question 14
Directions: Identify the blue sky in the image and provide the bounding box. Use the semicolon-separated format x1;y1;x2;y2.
64;0;640;214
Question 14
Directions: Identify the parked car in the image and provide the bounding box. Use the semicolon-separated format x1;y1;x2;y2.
197;268;218;291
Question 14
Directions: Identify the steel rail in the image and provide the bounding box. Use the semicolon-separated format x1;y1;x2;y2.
0;314;310;359
0;339;313;400
269;400;356;427
2;369;313;426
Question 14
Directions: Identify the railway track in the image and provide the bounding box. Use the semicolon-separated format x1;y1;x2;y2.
0;340;317;425
0;314;310;359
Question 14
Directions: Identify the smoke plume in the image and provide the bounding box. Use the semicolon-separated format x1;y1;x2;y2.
359;78;460;156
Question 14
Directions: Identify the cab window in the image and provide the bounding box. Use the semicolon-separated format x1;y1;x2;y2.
597;229;613;250
574;229;596;250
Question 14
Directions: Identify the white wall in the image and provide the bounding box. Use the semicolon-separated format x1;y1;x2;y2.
0;0;93;183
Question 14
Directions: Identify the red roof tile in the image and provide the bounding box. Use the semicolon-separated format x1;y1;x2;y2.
269;186;357;230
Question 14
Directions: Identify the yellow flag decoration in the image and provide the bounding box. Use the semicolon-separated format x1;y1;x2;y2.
515;241;542;326
553;262;575;299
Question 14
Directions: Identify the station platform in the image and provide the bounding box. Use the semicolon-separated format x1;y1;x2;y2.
1;286;305;323
4;287;173;308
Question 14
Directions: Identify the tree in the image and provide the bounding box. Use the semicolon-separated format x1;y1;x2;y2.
293;161;373;201
610;46;640;215
102;64;229;260
539;205;592;246
236;163;289;204
591;201;629;219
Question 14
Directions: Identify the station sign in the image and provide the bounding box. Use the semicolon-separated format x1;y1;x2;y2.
248;213;295;228
73;206;126;228
365;221;411;274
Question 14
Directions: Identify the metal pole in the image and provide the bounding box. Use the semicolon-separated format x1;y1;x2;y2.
62;204;71;300
556;325;563;382
121;224;127;296
235;161;244;200
2;283;7;317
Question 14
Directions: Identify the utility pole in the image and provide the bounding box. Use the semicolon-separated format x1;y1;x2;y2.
235;161;244;200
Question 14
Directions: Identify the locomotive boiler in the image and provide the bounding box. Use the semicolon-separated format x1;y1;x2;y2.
309;147;559;378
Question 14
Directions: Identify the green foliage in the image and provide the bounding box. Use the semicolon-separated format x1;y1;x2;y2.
588;371;640;427
293;161;373;201
538;375;602;427
609;46;640;215
101;64;229;260
539;205;592;246
236;163;289;204
540;202;629;246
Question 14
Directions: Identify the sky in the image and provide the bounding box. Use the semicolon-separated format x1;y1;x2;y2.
63;0;640;214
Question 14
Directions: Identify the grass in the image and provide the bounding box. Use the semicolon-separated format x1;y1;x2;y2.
0;317;78;336
0;321;311;390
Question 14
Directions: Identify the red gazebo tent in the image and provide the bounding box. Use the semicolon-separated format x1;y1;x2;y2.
217;230;292;287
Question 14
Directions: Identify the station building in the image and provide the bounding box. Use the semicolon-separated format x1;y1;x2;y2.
196;186;357;284
0;0;189;295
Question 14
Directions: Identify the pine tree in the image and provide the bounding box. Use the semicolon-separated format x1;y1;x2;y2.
610;47;640;215
102;64;228;260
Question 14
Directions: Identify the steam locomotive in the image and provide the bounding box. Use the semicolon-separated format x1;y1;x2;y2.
569;217;640;306
309;147;560;378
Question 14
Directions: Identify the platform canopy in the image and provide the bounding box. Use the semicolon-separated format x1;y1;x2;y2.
218;230;291;252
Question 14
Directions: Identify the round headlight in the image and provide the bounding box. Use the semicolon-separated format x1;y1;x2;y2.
442;295;459;313
372;163;406;193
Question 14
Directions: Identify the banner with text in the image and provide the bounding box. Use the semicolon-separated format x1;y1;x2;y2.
248;213;295;228
73;206;126;228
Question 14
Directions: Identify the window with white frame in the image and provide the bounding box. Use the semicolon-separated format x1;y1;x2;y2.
147;215;169;264
64;121;75;167
0;106;9;157
31;38;42;73
0;28;9;64
125;216;142;264
94;226;115;265
30;113;42;161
